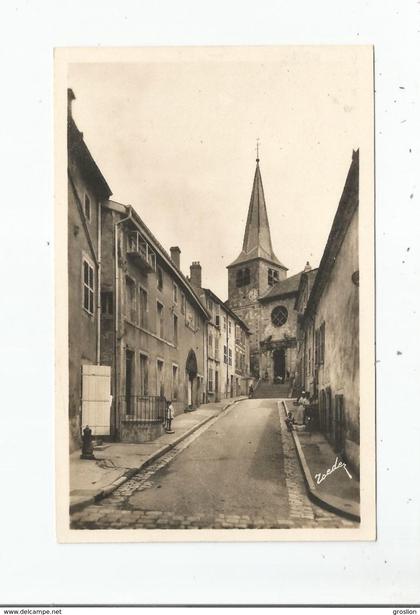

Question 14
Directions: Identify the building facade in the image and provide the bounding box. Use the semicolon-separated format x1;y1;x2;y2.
296;150;360;472
100;203;209;443
188;263;252;401
258;266;312;384
227;156;308;384
67;90;112;452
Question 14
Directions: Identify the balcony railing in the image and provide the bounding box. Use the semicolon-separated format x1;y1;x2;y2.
127;232;156;273
119;395;166;423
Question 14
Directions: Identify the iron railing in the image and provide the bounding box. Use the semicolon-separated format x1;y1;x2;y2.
119;395;166;423
127;231;156;271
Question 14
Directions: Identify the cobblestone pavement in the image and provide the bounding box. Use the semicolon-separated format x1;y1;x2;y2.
71;400;358;530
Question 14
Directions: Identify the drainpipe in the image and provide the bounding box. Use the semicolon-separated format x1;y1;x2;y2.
113;206;133;436
96;201;102;365
226;312;229;398
203;316;206;405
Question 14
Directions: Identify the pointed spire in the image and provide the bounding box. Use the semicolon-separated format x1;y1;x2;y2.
228;158;286;269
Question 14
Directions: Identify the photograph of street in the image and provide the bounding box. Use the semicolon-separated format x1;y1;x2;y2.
59;46;374;535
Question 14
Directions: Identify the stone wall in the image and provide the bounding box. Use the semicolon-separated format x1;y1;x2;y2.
120;420;165;443
257;293;299;380
315;209;359;472
68;160;100;452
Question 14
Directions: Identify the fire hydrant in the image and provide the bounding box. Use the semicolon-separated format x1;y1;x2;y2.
80;425;95;460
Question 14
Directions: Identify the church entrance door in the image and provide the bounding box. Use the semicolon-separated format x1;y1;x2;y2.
273;349;286;382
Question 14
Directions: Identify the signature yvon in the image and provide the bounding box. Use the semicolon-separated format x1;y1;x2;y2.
315;457;352;485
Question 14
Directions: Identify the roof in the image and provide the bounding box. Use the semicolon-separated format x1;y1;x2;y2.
305;149;359;319
259;271;303;303
228;160;286;269
294;268;319;311
108;201;210;321
68;116;112;200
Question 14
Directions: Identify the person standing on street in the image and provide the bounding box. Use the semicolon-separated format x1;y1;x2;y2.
166;400;175;433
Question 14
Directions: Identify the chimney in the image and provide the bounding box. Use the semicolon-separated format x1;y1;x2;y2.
170;246;181;269
190;261;202;289
67;88;75;119
304;261;311;272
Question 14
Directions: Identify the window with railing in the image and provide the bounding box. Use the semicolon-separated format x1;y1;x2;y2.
127;231;156;271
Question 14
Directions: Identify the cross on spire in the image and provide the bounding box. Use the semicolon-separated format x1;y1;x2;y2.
227;152;286;271
256;137;260;163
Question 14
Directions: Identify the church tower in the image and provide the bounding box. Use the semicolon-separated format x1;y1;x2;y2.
227;155;288;377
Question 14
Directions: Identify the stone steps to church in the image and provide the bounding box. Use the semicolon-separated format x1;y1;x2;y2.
253;382;291;399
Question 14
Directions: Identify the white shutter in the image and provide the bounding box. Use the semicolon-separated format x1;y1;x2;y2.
81;365;112;436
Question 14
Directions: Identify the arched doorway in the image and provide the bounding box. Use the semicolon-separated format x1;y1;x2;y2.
273;348;286;381
186;349;198;409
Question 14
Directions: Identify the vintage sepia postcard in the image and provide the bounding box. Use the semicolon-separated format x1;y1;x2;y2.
55;46;375;542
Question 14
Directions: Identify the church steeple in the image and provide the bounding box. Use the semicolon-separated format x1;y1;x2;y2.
228;157;285;269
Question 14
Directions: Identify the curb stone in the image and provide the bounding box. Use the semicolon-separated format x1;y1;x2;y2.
279;400;360;522
70;397;245;514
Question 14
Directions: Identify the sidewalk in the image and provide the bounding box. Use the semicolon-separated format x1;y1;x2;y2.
282;399;360;521
70;396;246;513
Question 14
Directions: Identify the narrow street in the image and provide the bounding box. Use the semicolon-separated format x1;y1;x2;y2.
71;398;357;530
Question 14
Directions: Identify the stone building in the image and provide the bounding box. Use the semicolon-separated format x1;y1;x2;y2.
295;150;360;472
227;156;309;383
294;267;319;393
188;264;252;401
67;90;112;452
258;264;312;384
68;90;210;448
100;202;209;443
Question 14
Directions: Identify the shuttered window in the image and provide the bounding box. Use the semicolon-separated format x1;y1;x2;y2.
81;365;111;435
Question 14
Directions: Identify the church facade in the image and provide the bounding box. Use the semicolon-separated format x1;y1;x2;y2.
227;156;309;383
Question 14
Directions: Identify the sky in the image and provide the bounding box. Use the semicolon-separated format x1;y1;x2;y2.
69;47;372;299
